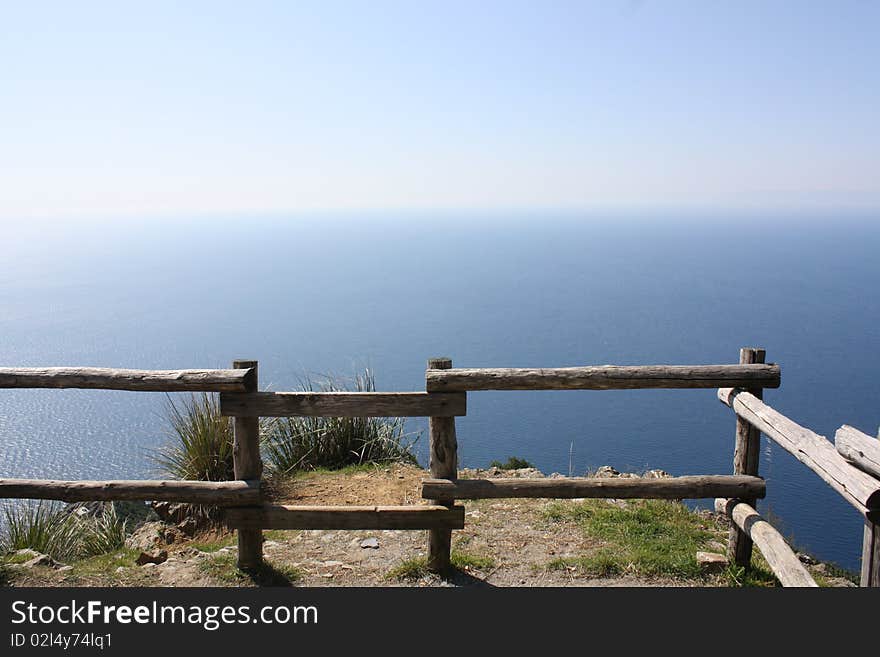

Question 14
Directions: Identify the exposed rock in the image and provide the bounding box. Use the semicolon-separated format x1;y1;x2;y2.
644;469;671;479
797;552;817;565
151;502;191;524
594;466;620;477
22;553;57;568
360;538;380;549
13;548;40;560
57;565;73;572
176;517;199;536
125;522;165;551
508;468;545;479
136;550;168;566
696;551;728;573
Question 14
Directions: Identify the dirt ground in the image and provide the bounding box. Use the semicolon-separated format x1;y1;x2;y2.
2;464;851;588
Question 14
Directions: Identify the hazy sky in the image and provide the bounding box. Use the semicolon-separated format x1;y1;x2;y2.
1;1;878;219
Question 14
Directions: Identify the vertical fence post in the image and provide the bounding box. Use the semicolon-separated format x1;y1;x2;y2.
232;359;262;571
861;518;880;587
427;357;458;573
728;347;766;569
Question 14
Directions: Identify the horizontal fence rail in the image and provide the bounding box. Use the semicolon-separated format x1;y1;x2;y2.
0;367;255;392
718;388;880;516
0;478;261;505
421;475;766;501
715;498;818;587
426;364;781;392
836;425;880;481
220;391;467;418
225;504;466;530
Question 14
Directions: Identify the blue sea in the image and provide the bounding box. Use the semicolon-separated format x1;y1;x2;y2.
2;212;878;572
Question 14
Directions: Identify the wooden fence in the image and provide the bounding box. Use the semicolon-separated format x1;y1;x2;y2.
0;349;877;587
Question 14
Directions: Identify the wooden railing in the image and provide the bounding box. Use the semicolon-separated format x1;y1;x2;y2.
0;350;876;586
0;365;260;509
718;373;880;587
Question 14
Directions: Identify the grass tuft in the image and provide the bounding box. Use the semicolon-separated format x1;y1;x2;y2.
0;501;134;564
152;393;234;482
386;551;495;581
262;369;418;474
198;553;301;586
542;499;715;579
80;504;128;556
0;502;83;562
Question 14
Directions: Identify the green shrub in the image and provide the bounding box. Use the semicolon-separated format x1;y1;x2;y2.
490;456;535;470
263;369;418;474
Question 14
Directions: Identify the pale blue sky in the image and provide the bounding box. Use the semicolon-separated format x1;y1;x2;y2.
1;1;878;219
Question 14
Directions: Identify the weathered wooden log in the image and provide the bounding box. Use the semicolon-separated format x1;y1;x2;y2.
0;367;255;392
232;359;263;570
225;504;466;530
0;478;260;505
718;388;880;512
729;347;766;568
427;357;458;574
220;391;466;418
422;475;765;501
426;364;781;392
862;519;880;587
836;425;880;481
715;498;818;587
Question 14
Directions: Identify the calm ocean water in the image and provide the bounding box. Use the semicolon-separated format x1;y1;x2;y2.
2;212;878;572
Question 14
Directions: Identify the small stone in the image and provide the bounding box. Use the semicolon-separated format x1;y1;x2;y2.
360;537;380;549
594;466;620;478
115;566;126;573
136;549;168;566
797;553;817;565
696;551;728;573
57;565;74;572
263;540;280;548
